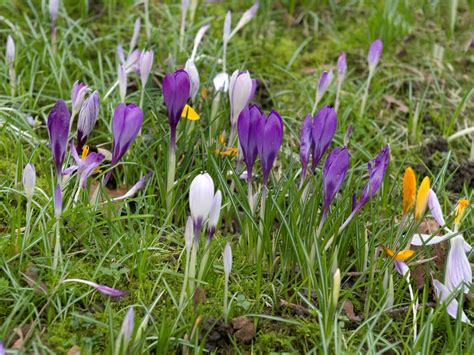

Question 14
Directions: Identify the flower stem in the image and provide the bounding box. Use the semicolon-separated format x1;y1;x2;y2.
53;217;62;270
179;248;191;309
198;239;211;281
224;272;229;321
359;72;373;117
166;136;176;212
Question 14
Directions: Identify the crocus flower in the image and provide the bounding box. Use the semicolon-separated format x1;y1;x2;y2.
118;65;127;102
162;70;191;148
23;163;36;201
213;72;230;92
322;147;350;214
66;142;105;188
315;70;334;105
47;100;70;177
224;2;259;43
311;106;337;171
189;173;215;233
428;189;445;226
414;176;430;220
71;81;88;117
299;114;313;186
120;307;135;346
105;103;143;184
130;18;141;51
402;167;416;215
112;172;153;202
224;242;232;276
49;0;59;24
54;184;62;218
229;70;254;129
63;278;128;298
337;52;347;83
445;235;472;293
433;279;470;323
190;24;210;61
238;105;264;182
6;35;15;65
368;39;383;73
257;109;284;186
185;59;200;101
77;91;100;152
207;190;222;239
139;50;153;88
394;260;409;276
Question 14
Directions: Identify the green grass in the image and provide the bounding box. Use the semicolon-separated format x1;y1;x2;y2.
1;0;473;353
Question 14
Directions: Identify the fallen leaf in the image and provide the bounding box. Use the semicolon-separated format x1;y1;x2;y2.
67;345;81;355
23;263;48;294
342;300;361;322
193;287;206;309
383;95;409;113
231;316;255;343
418;218;440;235
280;299;310;317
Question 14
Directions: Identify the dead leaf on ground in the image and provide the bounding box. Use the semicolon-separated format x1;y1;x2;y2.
342;300;362;322
193;287;206;309
418;218;440;235
231;316;255;343
280;299;310;317
67;345;81;355
23;263;48;294
383;95;409;113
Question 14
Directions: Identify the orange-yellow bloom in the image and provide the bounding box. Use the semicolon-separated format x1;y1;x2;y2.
454;199;469;225
181;104;200;121
414;176;430;219
214;147;238;157
402;167;416;214
382;246;415;261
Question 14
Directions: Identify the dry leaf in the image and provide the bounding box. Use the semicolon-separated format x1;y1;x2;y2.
418;218;440;235
67;345;81;355
342;300;361;322
193;287;206;309
383;95;409;113
231;316;255;343
23;263;48;294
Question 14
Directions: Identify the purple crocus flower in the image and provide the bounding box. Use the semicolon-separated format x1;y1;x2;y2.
299;114;313;186
311;106;337;172
162;70;191;148
368;39;383;72
322;147;350;214
47;100;70;177
71;81;88;116
77;91;100;152
339;145;390;232
63;278;128;298
64;142;105;188
394;260;409;277
112;172;153;202
139;50;154;88
316;70;334;104
238;105;264;182
257;110;284;186
337;52;347;81
433;279;470;323
104;103;143;184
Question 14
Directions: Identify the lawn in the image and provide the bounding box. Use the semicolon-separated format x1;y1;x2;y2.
0;0;473;353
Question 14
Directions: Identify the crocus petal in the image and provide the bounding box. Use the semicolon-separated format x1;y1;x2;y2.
337;51;347;81
184;59;200;101
191;24;210;61
433;279;470;323
428;189;445;226
402;167;416;215
257;109;284;185
185;216;194;252
111;103;143;166
213;72;230;92
77;91;100;152
118;65;127;103
121;307;135;344
322;147;350;210
23;163;36;201
6;35;15;64
0;340;4;355
368;38;383;71
316;70;334;103
48;100;71;176
223;11;232;42
64;278;128;297
112;172;153;201
311;106;337;171
238;105;263;176
79;153;105;188
223;242;232;275
415;177;430;219
189;173;215;230
71;81;88;115
382;246;415;261
394;260;409;277
411;232;454;246
229;70;253;125
454;199;469;226
162;70;191;132
181;104;200;121
299;114;313;176
233;1;259;36
208;190;222;238
139;50;154;88
130;18;141;51
49;0;59;23
445;236;472;293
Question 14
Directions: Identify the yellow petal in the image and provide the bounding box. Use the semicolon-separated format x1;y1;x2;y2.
181;104;200;121
218;133;225;145
81;145;90;160
414;176;430;220
455;199;469;225
402;167;416;215
382;246;415;261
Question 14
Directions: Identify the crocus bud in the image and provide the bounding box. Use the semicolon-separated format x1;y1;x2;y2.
322;147;350;212
118;65;127;102
238;105;264;180
121;307;135;346
112;172;152;202
130;18;141;51
257;109;284;186
189;173;215;232
47;100;70;176
71;81;88;116
223;242;232;275
402;167;416;215
49;0;59;24
185;59;200;101
231;1;259;38
213;72;230;92
427;189;445;226
23;163;36;201
368;39;383;73
126;49;141;70
139;50;153;88
414;176;430;220
208;190;222;239
311;106;337;171
162;70;191;147
229;70;254;126
77;91;100;152
185;216;194;252
394;260;409;277
433;279;470;323
6;35;15;65
104;103;143;184
316;70;334;104
54;184;62;218
223;11;232;43
332;268;341;307
343;124;352;146
191;24;210;61
337;52;346;82
63;278;128;298
299;114;313;183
